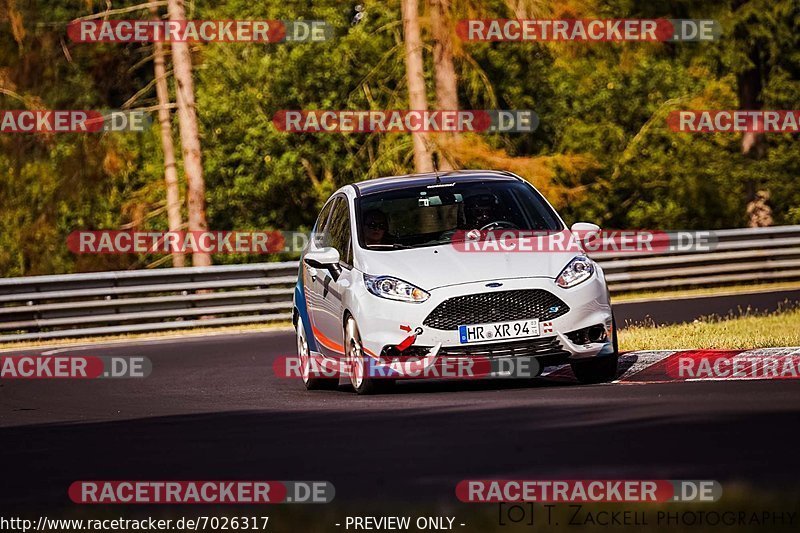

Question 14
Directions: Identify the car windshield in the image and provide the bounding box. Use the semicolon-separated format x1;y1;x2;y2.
356;179;563;250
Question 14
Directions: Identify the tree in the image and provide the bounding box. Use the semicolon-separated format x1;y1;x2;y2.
401;0;434;173
428;0;456;170
421;0;593;200
150;4;184;267
167;0;211;266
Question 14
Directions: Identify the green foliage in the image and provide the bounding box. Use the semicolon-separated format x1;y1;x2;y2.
0;0;798;275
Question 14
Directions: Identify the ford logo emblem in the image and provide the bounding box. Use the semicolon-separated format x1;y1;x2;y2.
486;282;503;288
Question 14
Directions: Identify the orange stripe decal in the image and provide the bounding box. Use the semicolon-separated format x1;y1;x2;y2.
311;325;345;354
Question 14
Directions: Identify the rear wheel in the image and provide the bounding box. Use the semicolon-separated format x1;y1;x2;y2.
296;317;338;390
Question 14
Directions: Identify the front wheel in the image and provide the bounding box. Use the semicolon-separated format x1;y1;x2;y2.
571;315;619;384
345;317;393;395
570;353;619;384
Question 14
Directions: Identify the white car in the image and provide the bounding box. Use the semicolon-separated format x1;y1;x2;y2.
293;170;618;394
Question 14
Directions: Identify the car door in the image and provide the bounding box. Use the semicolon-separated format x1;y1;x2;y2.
303;198;336;352
307;196;354;358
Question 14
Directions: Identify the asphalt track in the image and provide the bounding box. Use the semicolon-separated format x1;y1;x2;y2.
614;287;800;325
1;292;800;508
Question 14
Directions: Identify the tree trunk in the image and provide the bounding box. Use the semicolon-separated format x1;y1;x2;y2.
734;0;768;221
428;0;456;170
151;5;184;267
167;0;211;266
738;49;766;159
401;0;433;173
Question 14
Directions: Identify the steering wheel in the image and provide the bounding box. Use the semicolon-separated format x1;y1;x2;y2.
480;220;519;231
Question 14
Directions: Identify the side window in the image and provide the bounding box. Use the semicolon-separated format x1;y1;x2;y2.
314;200;335;233
312;199;336;248
326;197;353;266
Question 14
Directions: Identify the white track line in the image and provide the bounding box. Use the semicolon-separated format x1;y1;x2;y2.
0;327;292;355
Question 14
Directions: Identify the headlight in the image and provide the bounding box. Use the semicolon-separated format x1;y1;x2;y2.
556;256;595;288
364;274;430;302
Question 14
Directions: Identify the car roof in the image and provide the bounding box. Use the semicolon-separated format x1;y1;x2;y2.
351;170;522;196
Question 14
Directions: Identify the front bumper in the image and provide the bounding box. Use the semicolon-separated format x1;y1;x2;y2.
350;274;614;378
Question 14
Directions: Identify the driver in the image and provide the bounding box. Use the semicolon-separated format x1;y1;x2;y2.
362;209;390;246
464;193;497;229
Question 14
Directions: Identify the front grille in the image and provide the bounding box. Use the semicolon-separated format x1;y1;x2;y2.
440;336;570;366
423;289;569;330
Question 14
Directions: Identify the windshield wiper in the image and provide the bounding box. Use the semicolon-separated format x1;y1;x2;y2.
367;243;415;250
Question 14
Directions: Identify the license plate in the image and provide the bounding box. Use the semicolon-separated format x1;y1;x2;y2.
458;319;540;344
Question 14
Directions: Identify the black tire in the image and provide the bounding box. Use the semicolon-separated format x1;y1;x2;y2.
571;353;619;384
296;317;339;391
571;315;619;384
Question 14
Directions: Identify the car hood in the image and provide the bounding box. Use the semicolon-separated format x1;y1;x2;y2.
356;243;579;291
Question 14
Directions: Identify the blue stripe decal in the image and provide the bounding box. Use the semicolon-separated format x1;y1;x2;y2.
294;271;318;352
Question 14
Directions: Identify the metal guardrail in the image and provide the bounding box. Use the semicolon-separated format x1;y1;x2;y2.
0;263;298;342
1;226;799;342
596;225;800;292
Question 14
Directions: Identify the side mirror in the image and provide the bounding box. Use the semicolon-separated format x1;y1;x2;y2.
303;247;342;281
570;222;601;243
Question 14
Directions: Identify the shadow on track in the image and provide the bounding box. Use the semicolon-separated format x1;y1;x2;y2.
3;386;799;507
